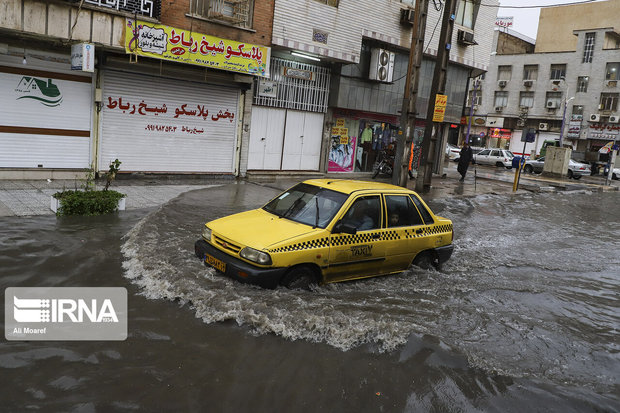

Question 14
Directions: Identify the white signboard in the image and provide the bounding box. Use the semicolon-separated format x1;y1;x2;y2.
258;79;277;98
71;43;95;72
495;17;514;29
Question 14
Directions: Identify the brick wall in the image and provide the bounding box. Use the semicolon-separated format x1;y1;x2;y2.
160;0;274;47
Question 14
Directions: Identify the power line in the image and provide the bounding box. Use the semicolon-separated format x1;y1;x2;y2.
481;0;599;9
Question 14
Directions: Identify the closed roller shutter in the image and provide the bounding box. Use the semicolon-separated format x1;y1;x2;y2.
0;55;92;169
100;70;239;173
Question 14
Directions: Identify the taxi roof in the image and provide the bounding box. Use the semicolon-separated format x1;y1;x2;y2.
303;179;415;195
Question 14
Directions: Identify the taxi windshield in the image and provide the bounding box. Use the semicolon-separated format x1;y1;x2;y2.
263;183;348;228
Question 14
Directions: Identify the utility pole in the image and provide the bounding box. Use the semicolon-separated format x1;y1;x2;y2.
415;0;457;193
393;0;428;187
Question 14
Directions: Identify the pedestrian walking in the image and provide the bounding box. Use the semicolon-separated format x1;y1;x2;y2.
458;142;474;182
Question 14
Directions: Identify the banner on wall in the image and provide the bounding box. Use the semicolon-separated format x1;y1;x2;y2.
125;19;271;77
328;122;357;172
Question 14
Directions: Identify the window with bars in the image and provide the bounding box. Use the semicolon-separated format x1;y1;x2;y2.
550;64;566;80
190;0;253;28
582;32;595;63
497;65;512;81
600;93;619;111
605;62;620;80
494;91;508;107
519;91;534;108
523;65;538;80
577;76;589;93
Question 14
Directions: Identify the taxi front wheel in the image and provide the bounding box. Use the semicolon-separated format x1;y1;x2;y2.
281;266;318;290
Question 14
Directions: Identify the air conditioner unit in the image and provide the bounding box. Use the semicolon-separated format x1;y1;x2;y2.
457;30;477;45
523;80;534;87
609;114;619;123
495;106;504;112
546;100;558;109
400;8;415;25
606;80;618;87
498;80;507;88
538;122;549;131
590;114;601;122
369;48;395;83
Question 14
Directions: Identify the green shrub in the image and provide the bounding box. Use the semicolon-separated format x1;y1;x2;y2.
53;190;125;216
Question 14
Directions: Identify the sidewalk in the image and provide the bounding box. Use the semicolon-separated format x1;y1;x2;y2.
0;166;616;217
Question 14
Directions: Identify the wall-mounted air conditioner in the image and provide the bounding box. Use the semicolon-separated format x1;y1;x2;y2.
369;48;395;83
538;123;549;131
590;114;601;122
606;80;618;87
457;30;477;45
523;80;534;87
546;100;558;109
400;8;415;25
495;106;504;112
498;80;507;88
609;114;619;123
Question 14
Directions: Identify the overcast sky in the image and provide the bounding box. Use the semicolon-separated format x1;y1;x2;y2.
497;0;605;39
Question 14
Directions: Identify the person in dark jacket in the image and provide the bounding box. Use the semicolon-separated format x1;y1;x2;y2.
457;142;474;182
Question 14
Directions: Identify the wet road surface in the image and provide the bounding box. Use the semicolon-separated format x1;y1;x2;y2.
1;181;619;412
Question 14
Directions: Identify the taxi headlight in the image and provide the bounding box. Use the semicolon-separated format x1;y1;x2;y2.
240;247;272;265
202;226;212;242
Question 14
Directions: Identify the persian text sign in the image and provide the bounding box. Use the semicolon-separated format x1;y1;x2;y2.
125;19;271;78
5;287;127;341
432;94;447;122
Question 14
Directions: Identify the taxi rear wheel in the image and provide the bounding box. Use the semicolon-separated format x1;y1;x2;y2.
281;266;318;290
412;251;437;270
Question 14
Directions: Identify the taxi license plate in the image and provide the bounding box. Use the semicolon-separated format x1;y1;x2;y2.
205;254;226;273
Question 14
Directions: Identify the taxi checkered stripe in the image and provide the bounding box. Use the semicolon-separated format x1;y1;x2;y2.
268;224;453;253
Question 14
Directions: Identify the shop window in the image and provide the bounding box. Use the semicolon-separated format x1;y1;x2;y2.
494;91;508;107
583;33;596;63
498;65;512;81
519;91;534;108
455;0;479;29
600;93;619;111
550;64;566;80
605;62;620;80
523;65;538;81
313;0;339;6
577;76;589;93
190;0;254;28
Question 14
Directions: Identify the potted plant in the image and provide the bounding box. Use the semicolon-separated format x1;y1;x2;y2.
51;159;126;216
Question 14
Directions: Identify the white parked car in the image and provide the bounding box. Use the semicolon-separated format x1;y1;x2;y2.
445;144;461;161
472;149;515;168
523;157;591;179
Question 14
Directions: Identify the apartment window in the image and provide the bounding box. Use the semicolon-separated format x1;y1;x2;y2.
523;65;538;80
467;90;482;107
572;105;584;116
519;92;534;108
545;91;562;108
582;32;596;63
600;93;619;111
605;62;620;80
400;0;414;5
494;91;508;107
313;0;339;6
455;0;478;29
577;76;589;93
190;0;254;28
498;65;512;81
550;64;566;80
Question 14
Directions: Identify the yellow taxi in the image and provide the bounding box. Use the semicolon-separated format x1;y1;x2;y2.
194;179;454;289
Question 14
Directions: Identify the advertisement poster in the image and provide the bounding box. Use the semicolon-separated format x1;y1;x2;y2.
125;19;271;77
329;125;357;172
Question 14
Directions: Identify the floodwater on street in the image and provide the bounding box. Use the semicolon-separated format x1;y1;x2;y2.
1;182;618;412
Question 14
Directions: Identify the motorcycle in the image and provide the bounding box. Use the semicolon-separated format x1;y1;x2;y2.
372;148;395;178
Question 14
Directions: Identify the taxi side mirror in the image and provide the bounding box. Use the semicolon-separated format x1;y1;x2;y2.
332;220;357;235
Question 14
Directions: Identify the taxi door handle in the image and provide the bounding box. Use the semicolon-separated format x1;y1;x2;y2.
372;233;381;240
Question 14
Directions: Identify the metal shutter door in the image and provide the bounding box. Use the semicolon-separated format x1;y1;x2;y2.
100;70;238;173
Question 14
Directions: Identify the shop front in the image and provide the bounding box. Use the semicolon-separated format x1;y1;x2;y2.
0;52;93;171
